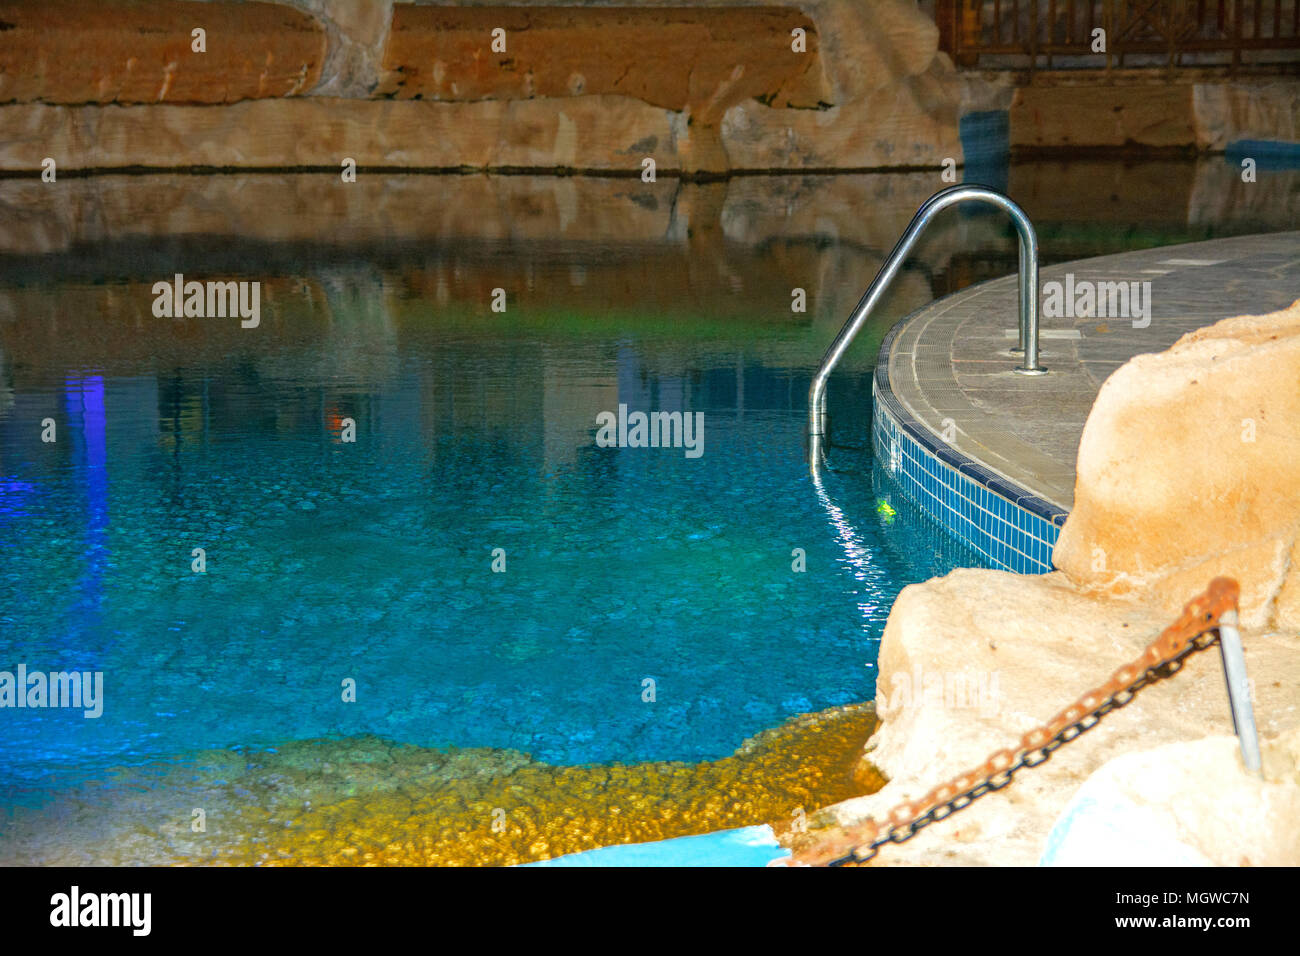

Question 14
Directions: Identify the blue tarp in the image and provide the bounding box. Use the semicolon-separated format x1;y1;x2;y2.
524;824;791;867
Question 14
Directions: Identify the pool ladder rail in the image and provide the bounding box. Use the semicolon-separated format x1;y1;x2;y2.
809;185;1046;470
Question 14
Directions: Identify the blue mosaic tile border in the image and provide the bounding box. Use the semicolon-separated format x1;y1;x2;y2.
871;322;1066;574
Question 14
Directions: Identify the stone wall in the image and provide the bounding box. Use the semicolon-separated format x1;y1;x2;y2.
1011;76;1300;151
0;0;964;175
2;1;1295;173
0;0;326;104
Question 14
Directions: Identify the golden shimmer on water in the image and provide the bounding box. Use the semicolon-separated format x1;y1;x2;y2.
2;704;882;866
225;704;882;866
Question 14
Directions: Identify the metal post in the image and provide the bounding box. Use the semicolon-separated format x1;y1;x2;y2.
808;185;1045;470
1217;609;1262;775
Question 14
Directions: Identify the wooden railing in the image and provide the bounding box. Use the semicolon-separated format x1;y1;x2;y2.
936;0;1300;72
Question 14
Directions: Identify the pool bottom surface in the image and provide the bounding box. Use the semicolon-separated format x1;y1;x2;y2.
0;703;881;866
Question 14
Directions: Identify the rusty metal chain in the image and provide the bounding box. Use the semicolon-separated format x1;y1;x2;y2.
791;577;1241;867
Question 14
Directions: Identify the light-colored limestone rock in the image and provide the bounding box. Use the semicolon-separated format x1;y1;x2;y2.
721;0;962;169
1275;537;1300;633
1052;301;1300;629
1041;728;1300;866
797;569;1300;865
1193;79;1300;151
287;0;395;98
0;96;684;173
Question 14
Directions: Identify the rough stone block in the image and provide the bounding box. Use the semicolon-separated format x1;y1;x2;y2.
0;0;326;104
375;5;831;114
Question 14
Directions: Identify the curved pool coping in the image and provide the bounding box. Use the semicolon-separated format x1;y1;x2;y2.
868;231;1300;575
871;318;1064;575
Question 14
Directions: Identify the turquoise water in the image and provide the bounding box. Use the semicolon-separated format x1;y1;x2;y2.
3;160;1294;808
0;270;980;800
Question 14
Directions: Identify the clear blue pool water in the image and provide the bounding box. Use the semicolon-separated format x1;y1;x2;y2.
0;270;982;801
3;160;1293;811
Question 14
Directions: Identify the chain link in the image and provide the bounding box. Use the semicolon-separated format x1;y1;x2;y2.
790;577;1240;867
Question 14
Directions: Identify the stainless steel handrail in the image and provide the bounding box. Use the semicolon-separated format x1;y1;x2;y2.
808;185;1045;469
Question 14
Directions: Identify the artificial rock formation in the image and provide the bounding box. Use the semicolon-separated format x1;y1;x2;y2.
0;95;684;172
1011;83;1197;149
0;0;962;174
791;569;1300;866
1041;728;1300;867
1053;300;1300;630
0;0;326;104
1194;79;1300;151
374;3;834;174
720;0;961;170
375;6;830;112
1;0;1296;170
1010;77;1300;151
792;304;1300;866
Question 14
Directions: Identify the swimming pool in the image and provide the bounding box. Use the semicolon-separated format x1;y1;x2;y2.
1;162;1293;864
0;254;981;861
0;268;975;779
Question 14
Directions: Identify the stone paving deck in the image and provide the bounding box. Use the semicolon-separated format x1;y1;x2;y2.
887;231;1300;511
